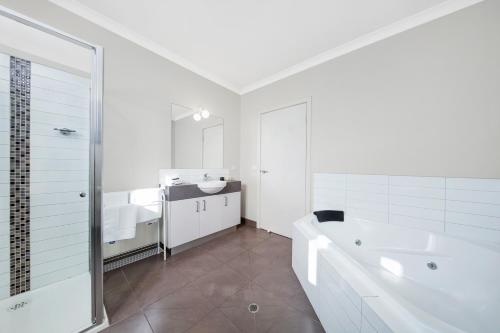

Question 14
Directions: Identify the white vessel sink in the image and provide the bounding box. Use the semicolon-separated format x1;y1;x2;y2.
197;180;227;194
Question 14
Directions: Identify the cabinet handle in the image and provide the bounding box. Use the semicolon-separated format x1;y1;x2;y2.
203;200;206;211
196;201;200;212
224;196;228;206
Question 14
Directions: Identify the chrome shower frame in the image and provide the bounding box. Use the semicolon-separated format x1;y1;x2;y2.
0;5;105;329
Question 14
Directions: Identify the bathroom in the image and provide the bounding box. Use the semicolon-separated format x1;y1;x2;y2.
0;0;499;332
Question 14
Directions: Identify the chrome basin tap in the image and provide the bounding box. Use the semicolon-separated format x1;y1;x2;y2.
203;173;210;181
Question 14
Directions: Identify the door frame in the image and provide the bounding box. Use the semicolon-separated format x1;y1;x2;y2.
257;97;312;231
0;5;105;329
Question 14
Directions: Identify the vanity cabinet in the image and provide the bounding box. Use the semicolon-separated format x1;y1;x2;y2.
169;198;200;248
221;192;241;229
199;195;223;237
167;191;241;248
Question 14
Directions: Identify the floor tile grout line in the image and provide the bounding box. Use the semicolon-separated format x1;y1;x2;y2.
142;311;156;333
216;304;248;333
102;226;317;332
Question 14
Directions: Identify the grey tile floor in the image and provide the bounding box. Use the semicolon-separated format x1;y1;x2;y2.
102;225;324;333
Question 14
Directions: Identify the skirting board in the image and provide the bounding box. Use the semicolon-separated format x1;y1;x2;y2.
170;226;237;255
241;217;257;228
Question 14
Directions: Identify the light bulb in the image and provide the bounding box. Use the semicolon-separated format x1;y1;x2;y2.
193;113;201;121
201;109;210;119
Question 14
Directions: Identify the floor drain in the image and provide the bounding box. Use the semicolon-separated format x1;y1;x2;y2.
248;303;259;313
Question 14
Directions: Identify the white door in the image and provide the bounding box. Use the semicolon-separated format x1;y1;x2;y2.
260;103;307;238
202;124;223;168
169;198;200;247
221;192;241;229
199;195;222;237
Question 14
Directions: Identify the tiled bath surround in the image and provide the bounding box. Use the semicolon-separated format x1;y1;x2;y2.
293;220;393;333
9;56;32;296
313;173;500;246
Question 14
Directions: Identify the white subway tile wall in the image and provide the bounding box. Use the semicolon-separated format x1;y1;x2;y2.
389;176;445;232
0;54;10;299
445;178;500;244
313;173;500;246
29;63;90;292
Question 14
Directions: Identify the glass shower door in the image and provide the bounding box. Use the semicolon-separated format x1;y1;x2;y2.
0;7;103;333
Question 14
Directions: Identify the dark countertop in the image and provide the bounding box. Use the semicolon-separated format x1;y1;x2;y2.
163;180;241;201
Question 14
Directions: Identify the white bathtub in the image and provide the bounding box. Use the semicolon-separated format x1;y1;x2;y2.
292;214;500;333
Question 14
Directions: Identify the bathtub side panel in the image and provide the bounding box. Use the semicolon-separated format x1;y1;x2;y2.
362;297;394;333
318;254;362;332
292;221;321;315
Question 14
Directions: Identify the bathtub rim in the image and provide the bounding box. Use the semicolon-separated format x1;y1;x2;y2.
294;214;468;333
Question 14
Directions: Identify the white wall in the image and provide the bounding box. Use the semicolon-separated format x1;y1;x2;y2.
0;0;240;258
240;0;500;221
0;14;91;74
0;0;241;192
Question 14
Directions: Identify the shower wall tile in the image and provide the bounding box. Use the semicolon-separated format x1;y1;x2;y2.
9;56;32;296
31;211;88;230
0;209;7;223
29;63;90;291
0;53;8;299
26;64;90;288
31;63;89;87
0;54;93;300
31;232;89;254
30;262;88;290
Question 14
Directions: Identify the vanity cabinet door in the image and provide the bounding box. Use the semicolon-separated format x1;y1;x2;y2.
199;195;223;237
221;192;241;229
169;198;200;247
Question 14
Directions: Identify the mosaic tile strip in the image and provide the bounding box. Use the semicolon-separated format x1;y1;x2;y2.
9;56;31;296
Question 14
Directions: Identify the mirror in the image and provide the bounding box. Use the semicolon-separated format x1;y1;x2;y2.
171;103;224;169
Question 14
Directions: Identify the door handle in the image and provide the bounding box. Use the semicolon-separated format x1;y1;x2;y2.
203;200;206;211
79;192;87;198
224;196;228;207
196;201;200;212
260;170;269;174
54;128;77;135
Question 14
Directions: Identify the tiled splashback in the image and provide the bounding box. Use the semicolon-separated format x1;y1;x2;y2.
159;169;230;186
313;173;500;246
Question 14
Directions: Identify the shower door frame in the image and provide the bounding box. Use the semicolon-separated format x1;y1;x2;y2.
0;5;104;329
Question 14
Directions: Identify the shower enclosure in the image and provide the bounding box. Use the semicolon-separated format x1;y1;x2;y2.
0;6;103;333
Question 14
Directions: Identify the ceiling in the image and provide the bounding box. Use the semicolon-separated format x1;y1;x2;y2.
49;0;481;94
